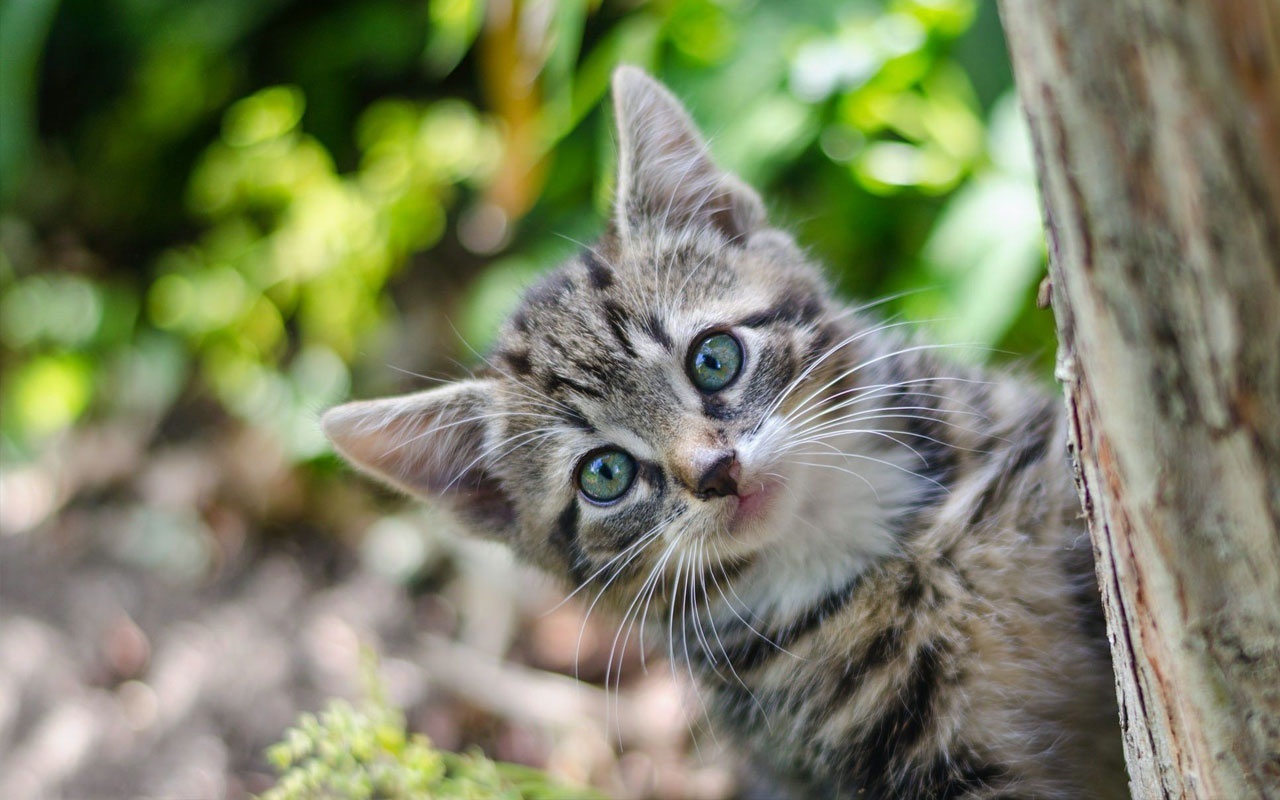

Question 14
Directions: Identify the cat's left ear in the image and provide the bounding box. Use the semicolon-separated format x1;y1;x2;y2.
321;380;516;535
611;66;765;242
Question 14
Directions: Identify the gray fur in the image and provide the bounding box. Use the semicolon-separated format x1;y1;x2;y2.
324;67;1127;799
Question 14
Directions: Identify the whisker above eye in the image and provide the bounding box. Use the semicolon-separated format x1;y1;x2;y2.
778;376;995;433
381;362;457;386
785;397;987;439
781;427;931;466
768;339;987;434
833;286;939;317
781;424;990;467
788;415;999;453
785;407;990;449
376;409;564;459
439;427;561;493
443;316;586;419
752;319;930;431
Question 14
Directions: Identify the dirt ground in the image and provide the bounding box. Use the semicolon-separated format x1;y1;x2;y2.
0;419;750;800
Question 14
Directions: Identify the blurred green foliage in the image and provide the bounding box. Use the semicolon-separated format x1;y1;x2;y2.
0;0;1050;465
261;653;604;800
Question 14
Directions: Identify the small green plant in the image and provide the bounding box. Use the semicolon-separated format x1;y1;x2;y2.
261;654;604;800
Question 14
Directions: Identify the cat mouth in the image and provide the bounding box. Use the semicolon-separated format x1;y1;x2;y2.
731;479;779;527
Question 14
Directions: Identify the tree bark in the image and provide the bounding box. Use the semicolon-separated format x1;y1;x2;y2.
995;1;1280;797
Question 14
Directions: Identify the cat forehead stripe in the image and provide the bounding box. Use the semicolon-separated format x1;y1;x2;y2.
582;251;614;289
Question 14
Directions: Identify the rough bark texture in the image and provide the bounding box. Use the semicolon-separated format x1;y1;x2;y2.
995;1;1280;798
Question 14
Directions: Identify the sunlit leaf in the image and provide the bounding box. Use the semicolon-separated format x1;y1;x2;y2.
4;0;1050;482
0;274;103;348
223;86;306;148
5;353;94;439
425;0;485;76
922;174;1044;346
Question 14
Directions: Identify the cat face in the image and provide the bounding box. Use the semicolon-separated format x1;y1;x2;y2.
324;68;905;613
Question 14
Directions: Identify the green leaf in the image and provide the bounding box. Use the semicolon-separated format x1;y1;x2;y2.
259;653;605;800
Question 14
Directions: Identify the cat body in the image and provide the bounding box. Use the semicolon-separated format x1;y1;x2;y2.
324;67;1126;799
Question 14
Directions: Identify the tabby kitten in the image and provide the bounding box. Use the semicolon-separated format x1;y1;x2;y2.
323;67;1127;799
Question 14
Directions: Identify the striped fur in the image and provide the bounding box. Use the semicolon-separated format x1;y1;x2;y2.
324;67;1127;798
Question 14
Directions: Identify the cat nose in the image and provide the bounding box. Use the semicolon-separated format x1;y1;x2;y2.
694;451;739;499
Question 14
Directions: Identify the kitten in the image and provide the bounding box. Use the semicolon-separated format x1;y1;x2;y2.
323;67;1127;799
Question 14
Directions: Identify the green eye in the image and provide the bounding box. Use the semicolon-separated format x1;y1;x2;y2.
688;332;743;392
577;449;637;503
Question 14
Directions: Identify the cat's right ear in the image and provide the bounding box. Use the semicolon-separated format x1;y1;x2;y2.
321;380;516;534
611;65;765;242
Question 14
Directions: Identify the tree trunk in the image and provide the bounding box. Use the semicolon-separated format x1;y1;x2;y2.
994;1;1280;797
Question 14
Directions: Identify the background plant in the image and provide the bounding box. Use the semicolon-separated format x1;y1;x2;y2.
261;653;603;800
1;0;1047;466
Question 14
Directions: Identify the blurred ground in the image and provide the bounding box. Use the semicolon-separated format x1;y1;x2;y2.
0;417;744;800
